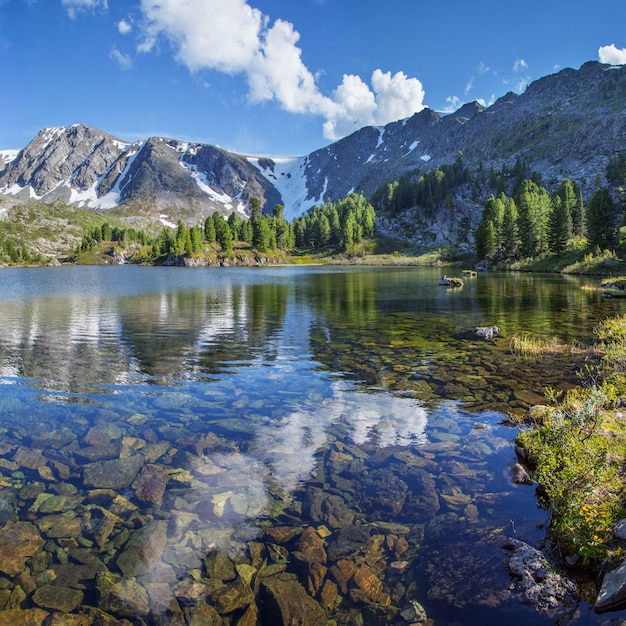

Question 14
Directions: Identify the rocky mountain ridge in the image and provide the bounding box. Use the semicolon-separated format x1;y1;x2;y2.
1;60;625;233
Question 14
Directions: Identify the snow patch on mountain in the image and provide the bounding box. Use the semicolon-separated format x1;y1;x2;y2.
376;127;385;148
249;156;315;220
178;159;247;215
0;150;19;169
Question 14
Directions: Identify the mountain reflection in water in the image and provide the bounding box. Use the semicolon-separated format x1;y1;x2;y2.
0;265;622;624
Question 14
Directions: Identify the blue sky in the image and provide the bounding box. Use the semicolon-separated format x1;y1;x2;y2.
2;0;626;157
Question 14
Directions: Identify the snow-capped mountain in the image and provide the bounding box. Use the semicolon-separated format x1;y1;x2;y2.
2;61;626;225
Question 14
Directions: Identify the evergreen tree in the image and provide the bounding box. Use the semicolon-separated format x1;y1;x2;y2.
502;197;519;258
190;226;204;254
516;180;550;257
474;219;497;259
213;213;234;254
548;196;571;254
573;183;585;237
228;213;243;241
587;187;618;248
204;215;216;243
557;179;583;239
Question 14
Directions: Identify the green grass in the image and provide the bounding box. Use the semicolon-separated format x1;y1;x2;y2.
0;201;134;265
516;315;626;566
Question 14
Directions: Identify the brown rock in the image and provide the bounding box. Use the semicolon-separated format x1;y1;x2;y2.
237;602;259;626
260;574;327;626
36;511;81;539
0;521;45;576
0;458;19;471
96;571;150;618
335;559;357;582
319;579;339;611
132;464;168;506
0;609;49;626
83;455;144;490
47;615;93;626
353;564;386;603
183;600;221;626
13;447;47;470
263;526;303;544
50;461;71;481
295;527;327;564
511;462;532;485
31;585;84;612
144;582;185;625
210;578;254;614
204;550;237;581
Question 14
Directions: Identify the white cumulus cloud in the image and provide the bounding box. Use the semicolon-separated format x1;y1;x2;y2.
137;0;426;142
61;0;107;19
599;44;626;65
117;19;132;35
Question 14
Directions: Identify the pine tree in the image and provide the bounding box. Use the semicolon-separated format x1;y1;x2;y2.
502;197;519;258
587;187;618;248
474;219;497;259
548;196;571;254
516;180;550;257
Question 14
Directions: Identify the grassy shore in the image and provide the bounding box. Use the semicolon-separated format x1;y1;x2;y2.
515;316;626;568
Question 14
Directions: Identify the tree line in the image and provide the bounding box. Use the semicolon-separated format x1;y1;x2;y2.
371;153;470;217
473;177;620;260
77;193;377;260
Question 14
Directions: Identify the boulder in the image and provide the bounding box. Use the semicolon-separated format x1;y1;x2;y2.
502;537;575;611
595;558;626;612
439;276;464;287
473;326;500;340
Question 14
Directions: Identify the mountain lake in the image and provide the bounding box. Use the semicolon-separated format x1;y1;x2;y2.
0;264;624;625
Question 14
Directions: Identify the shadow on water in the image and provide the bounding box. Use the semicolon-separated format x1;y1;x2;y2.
0;265;622;624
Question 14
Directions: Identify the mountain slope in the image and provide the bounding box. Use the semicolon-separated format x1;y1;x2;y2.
1;61;625;230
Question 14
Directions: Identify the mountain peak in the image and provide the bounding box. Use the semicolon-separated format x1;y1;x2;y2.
1;59;625;225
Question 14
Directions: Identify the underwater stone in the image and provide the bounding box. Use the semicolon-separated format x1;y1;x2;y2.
0;521;45;576
83;455;144;490
31;585;83;613
260;574;327;626
96;571;150;618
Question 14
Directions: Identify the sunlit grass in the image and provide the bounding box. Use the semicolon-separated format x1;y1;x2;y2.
509;332;579;359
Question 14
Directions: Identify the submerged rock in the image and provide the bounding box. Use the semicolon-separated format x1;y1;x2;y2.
0;609;49;626
83;455;144;490
260;574;327;626
0;521;45;576
31;585;83;612
400;599;428;623
502;537;575;611
96;571;150;618
116;520;168;577
132;464;168;506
